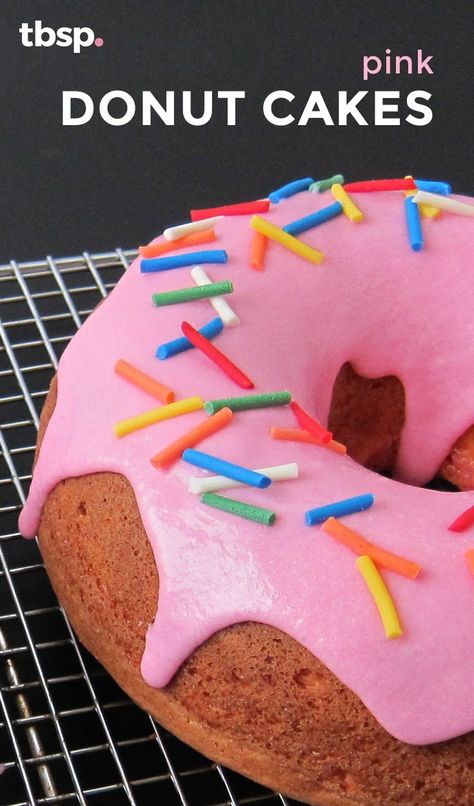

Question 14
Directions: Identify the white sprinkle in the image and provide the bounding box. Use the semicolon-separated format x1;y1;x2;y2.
163;216;223;241
190;266;240;327
413;190;474;217
188;462;299;494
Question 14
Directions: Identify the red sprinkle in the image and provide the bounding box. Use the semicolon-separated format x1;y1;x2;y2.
448;505;474;532
343;179;416;193
181;321;254;389
191;200;270;221
290;401;332;444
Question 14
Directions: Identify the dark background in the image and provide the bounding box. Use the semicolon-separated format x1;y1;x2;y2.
0;0;473;262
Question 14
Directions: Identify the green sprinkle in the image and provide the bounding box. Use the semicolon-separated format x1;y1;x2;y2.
309;174;344;193
201;493;276;526
152;281;233;307
204;390;291;415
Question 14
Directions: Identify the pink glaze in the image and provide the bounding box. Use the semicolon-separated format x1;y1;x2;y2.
20;187;474;745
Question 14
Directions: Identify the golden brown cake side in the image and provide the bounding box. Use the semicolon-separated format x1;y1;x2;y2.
35;380;474;806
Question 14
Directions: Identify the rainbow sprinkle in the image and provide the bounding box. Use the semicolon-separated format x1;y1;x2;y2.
188;462;298;495
139;229;217;258
322;518;421;579
115;359;175;404
404;176;440;219
305;494;374;526
413;191;474;218
331;184;364;223
448;505;474;532
283;202;342;236
309;174;344;192
356;556;403;639
191;200;270;220
415;179;451;195
249;230;268;270
181;320;254;389
152;281;233;307
405;196;424;251
164;217;222;241
190;266;240;327
344;179;415;193
201;492;276;526
151;407;233;469
251;216;324;264
269;177;314;203
141;250;228;273
114;396;204;438
182;449;272;489
156;317;223;360
204;391;291;415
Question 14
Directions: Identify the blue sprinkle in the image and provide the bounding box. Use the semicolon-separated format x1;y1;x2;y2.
414;179;451;195
283;201;343;236
182;449;272;489
405;196;424;252
268;177;314;204
305;494;375;526
156;317;223;360
141;250;228;273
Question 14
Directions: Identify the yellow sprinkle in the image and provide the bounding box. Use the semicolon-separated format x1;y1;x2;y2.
404;175;440;218
331;183;364;223
250;216;324;265
356;555;403;639
114;396;204;438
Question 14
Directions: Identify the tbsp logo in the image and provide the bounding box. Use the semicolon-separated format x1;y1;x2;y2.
19;20;104;53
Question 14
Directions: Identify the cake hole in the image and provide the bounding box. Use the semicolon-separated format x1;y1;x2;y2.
328;363;471;491
328;362;405;477
424;477;459;492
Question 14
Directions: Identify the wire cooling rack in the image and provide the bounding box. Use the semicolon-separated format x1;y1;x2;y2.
0;251;296;806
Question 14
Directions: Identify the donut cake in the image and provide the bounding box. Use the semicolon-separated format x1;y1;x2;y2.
20;176;474;805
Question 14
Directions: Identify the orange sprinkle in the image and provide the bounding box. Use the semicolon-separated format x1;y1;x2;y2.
321;517;421;579
250;230;268;270
270;427;347;455
138;229;216;259
115;359;175;404
466;549;474;577
150;407;233;469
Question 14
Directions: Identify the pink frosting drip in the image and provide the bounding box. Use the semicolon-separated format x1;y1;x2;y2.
19;189;474;745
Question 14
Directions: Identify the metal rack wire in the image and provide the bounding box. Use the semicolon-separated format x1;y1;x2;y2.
0;250;296;805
